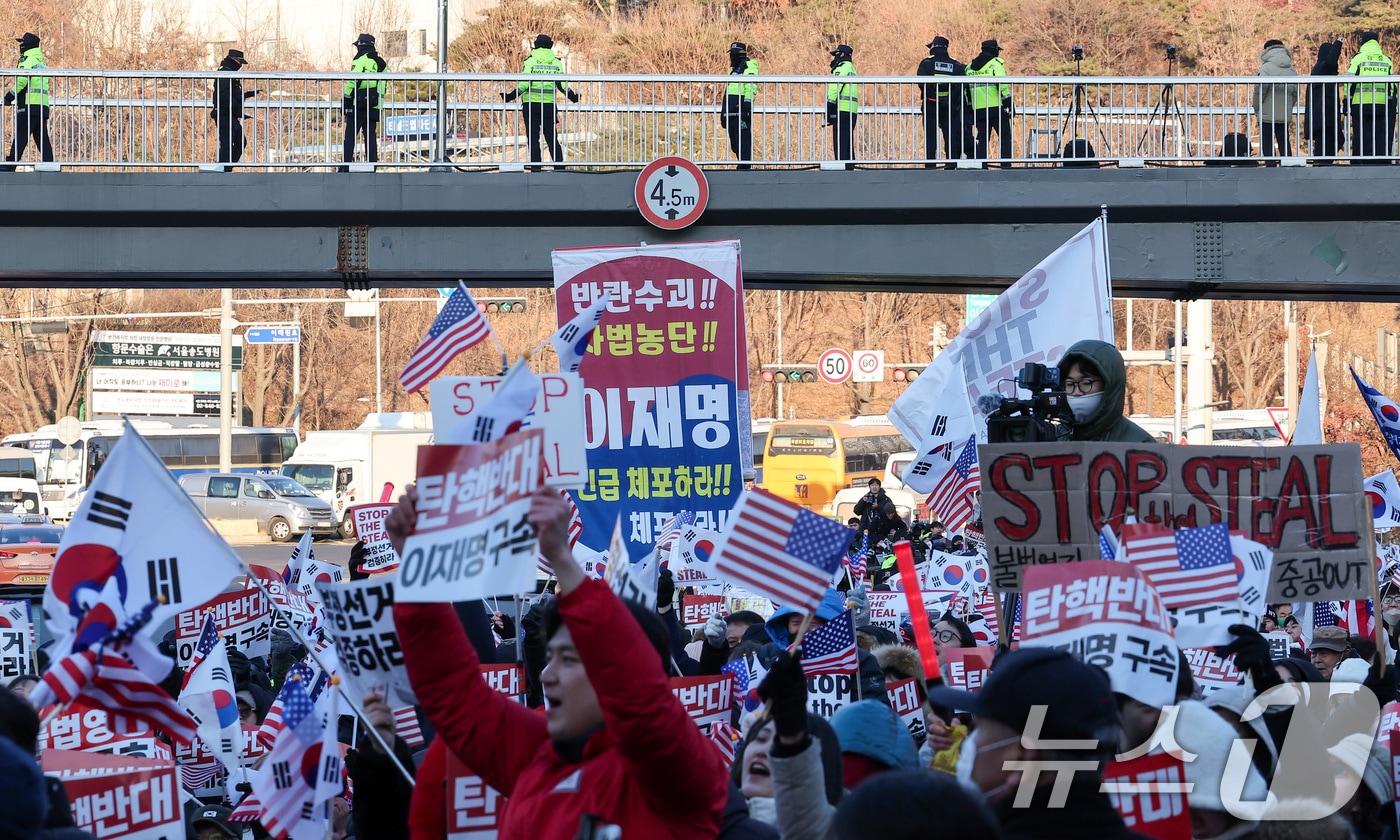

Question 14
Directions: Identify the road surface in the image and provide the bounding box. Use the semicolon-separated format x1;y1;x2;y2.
234;538;354;572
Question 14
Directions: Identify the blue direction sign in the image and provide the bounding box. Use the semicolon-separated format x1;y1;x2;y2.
245;327;301;345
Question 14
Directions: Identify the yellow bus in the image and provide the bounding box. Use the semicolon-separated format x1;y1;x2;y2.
759;419;910;513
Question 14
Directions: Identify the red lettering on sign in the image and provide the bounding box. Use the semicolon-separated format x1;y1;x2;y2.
1087;453;1127;528
989;454;1038;541
1125;449;1168;517
1181;457;1222;526
1035;453;1083;543
1270;455;1320;549
1314;455;1359;549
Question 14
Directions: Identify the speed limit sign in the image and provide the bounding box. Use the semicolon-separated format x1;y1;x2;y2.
818;348;852;384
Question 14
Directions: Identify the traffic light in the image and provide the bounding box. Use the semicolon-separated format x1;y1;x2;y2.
760;365;818;383
479;297;528;314
891;365;926;382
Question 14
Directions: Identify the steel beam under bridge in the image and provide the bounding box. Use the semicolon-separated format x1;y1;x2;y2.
2;168;1399;300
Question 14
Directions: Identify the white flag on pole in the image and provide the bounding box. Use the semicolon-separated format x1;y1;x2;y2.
1290;352;1322;445
437;357;541;445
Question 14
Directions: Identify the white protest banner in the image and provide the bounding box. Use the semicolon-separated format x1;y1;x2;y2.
245;565;315;631
606;514;659;608
1182;647;1242;696
0;599;34;679
174;589;272;667
444;666;526;839
890;218;1113;453
671;675;734;732
681;594;725;630
431;373;587;488
398;430;544;603
866;591;909;632
943;646;994;691
42;750;182;840
886;678;925;743
316;575;415;707
350;503;400;573
1265;630;1294;661
39;700;172;761
1022;560;1179;709
807;672;858;719
1102;753;1193;839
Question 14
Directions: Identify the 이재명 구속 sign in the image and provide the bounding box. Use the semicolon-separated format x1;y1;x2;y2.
979;442;1367;600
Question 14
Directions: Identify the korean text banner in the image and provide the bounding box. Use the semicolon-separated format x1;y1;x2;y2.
979;442;1367;599
552;241;751;561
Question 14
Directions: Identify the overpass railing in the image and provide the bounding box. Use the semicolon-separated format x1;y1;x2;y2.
0;69;1396;170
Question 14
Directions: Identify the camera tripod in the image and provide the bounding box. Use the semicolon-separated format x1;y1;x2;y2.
1136;50;1193;158
1058;51;1112;159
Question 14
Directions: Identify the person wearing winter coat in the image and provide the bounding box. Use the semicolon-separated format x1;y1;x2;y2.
759;589;888;704
1056;340;1155;443
389;485;728;839
1254;40;1299;159
1306;39;1345;163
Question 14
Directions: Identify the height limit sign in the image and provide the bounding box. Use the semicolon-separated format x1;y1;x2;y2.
635;156;709;230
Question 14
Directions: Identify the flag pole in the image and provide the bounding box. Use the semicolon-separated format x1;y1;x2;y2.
1365;499;1386;677
238;564;416;787
1099;205;1115;327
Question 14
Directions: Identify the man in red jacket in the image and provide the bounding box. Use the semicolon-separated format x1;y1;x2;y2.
389;485;727;839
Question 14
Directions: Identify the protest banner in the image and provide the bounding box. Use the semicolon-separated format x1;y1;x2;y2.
0;598;33;679
316;575;415;707
174;589;272;667
431;373;588;488
943;646;995;691
1102;752;1192;840
173;724;265;793
807;671;858;719
1265;630;1295;660
553;241;751;561
671;524;723;587
42;750;182;840
681;594;725;630
1182;647;1242;696
398;430;544;602
445;665;526;839
40;700;172;761
866;591;909;632
350;502;400;573
671;674;734;732
886;678;925;743
245;565;315;630
1383;700;1400;838
979;442;1367;601
1022;561;1179;708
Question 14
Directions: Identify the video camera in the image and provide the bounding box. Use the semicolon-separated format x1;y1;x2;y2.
983;362;1077;443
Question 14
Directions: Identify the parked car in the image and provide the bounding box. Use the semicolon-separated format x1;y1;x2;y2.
0;517;63;594
178;473;336;542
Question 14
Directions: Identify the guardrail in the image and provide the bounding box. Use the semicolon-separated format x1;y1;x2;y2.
0;69;1396;170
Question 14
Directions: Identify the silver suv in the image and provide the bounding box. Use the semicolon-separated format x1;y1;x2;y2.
178;473;336;542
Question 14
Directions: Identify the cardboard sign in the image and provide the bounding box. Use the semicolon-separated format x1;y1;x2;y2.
670;674;734;731
398;431;545;602
681;594;725;629
943;646;995;692
0;599;33;679
174;589;272;667
316;575;416;708
1021;561;1179;709
1182;647;1242;696
1103;752;1192;840
42;750;182;840
807;672;858;719
445;665;526;840
866;591;910;632
40;701;171;761
979;442;1367;600
350;502;401;573
431;373;587;488
886;677;926;743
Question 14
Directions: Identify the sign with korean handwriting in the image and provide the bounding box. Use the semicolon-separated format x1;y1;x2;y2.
174;589;272;667
886;678;925;743
315;575;415;707
1021;561;1179;709
1103;752;1192;840
398;430;545;602
552;241;752;562
681;594;725;629
866;592;909;632
1182;647;1242;696
430;373;587;489
0;599;33;679
979;442;1366;600
350;503;400;573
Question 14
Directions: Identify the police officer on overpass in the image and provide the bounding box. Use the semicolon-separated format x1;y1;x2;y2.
826;44;859;169
2;32;53;171
917;36;972;168
722;41;758;170
341;33;386;172
502;34;579;172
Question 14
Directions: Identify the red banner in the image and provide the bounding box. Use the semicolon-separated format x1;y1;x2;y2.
445;665;529;838
42;750;182;840
1102;752;1192;840
670;674;734;731
39;700;170;761
681;594;725;629
943;647;995;692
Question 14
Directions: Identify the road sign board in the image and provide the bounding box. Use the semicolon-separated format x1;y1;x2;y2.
90;330;243;371
852;349;885;383
245;326;301;345
634;156;709;230
818;348;852;384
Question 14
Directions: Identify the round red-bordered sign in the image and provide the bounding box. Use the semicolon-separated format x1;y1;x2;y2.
818;348;852;384
634;156;709;230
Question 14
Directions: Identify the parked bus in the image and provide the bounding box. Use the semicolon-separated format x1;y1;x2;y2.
758;418;910;514
3;420;298;521
1130;409;1285;447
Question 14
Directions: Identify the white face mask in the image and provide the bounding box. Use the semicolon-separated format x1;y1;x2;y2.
1067;392;1104;423
953;728;980;793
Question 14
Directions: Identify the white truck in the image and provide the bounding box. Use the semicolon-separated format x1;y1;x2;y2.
279;413;432;537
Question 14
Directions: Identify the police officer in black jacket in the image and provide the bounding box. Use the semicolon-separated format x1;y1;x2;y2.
917;36;972;168
212;48;256;165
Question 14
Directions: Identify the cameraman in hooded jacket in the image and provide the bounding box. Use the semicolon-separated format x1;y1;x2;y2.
1056;339;1155;443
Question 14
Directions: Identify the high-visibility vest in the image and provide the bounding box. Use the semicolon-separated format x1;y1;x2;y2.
1347;40;1396;105
966;57;1010;110
827;61;858;113
14;48;50;107
518;48;568;104
726;59;758;100
343;53;385;105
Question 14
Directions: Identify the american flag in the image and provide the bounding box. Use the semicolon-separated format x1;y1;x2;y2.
250;679;323;838
38;649;197;744
1098;524;1120;560
256;661;329;750
714;489;853;613
709;722;741;767
178;755;225;792
228;791;263;822
1121;522;1240;609
845;534;870;587
798;610;858;675
181;613;219;690
1313;600;1339;629
924;437;981;531
1392;561;1400;592
1338;600;1374;639
400;282;493;393
655;511;695;560
393;706;424;749
721;654;765;712
539;491;585;576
